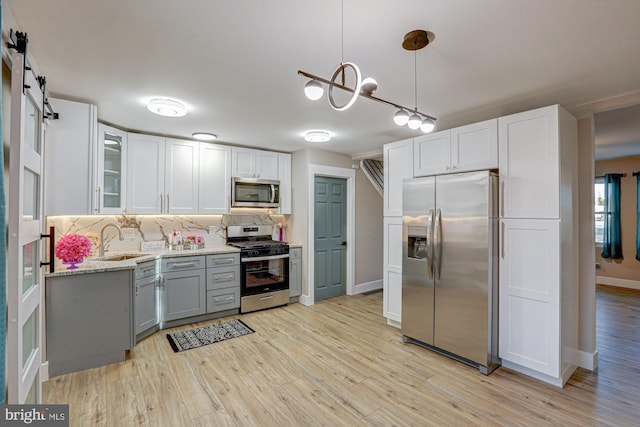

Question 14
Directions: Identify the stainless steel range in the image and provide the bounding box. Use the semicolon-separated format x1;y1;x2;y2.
227;225;289;313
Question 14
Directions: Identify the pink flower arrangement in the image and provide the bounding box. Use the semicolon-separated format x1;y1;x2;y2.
55;233;92;262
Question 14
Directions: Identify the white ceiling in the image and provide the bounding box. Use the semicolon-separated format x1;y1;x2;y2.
5;0;640;158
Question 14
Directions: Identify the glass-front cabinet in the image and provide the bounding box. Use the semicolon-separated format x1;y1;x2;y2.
96;124;127;213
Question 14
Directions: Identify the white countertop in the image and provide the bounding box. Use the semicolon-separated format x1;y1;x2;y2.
46;245;241;278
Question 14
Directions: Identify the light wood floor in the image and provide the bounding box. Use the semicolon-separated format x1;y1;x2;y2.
44;286;640;426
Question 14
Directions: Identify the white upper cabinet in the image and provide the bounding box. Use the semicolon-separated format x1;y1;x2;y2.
126;133;165;214
164;138;199;214
414;119;498;177
44;98;97;215
199;143;231;214
231;147;279;180
96;124;127;214
498;106;560;219
277;153;292;214
450;119;498;172
414;130;451;176
383;138;413;217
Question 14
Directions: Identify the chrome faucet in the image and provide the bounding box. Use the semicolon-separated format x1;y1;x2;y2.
99;223;125;256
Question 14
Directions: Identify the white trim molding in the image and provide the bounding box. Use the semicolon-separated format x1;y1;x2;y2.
305;164;356;306
354;279;383;295
596;276;640;291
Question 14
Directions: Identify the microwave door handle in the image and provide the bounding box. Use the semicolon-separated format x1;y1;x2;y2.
270;184;276;203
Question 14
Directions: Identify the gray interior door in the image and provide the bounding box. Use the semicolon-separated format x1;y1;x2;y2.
314;176;347;301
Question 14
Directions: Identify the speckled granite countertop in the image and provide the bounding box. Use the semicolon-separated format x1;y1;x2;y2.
46;245;241;278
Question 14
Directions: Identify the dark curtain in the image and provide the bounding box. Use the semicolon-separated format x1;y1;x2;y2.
601;173;623;259
636;173;640;261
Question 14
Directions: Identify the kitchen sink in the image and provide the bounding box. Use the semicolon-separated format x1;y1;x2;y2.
101;253;150;261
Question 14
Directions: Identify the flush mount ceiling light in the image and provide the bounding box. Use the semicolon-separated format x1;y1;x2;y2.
192;132;217;141
304;130;332;143
298;2;436;134
146;98;187;117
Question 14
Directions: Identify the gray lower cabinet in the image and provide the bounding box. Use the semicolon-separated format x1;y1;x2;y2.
162;256;207;322
289;247;302;298
46;269;133;377
134;261;158;336
206;253;240;313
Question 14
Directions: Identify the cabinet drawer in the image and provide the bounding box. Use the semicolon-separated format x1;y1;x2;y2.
161;256;205;272
289;247;301;259
207;288;240;313
207;266;240;290
135;261;157;279
206;253;240;268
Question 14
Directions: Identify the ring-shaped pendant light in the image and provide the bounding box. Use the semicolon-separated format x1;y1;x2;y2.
328;62;362;111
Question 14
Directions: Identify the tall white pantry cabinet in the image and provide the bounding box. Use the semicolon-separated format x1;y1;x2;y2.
382;104;579;387
382;138;414;326
498;105;578;387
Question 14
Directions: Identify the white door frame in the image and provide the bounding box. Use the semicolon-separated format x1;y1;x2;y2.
303;164;355;306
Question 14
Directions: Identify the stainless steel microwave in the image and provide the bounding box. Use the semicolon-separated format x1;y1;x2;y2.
231;177;280;208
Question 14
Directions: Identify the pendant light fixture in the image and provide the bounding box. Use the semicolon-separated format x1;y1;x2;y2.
394;29;436;134
298;9;436;132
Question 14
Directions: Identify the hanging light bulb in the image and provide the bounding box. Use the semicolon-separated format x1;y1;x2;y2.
304;80;324;100
393;109;409;126
407;113;422;130
420;117;435;133
361;77;378;95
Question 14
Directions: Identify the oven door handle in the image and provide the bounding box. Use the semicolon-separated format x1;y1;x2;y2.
241;254;289;262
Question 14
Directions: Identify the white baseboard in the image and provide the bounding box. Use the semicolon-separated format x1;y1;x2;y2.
596;276;640;290
299;294;313;306
353;279;382;295
574;349;599;371
501;360;569;388
387;318;401;329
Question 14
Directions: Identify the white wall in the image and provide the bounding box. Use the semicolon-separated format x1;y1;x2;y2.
289;147;384;298
577;117;597;363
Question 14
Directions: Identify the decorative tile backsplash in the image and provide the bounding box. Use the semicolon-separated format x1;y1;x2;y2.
47;214;288;256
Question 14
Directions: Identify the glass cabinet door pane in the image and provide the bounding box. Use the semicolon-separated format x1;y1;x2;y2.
103;133;123;208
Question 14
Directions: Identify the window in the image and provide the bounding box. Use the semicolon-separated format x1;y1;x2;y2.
594;177;605;245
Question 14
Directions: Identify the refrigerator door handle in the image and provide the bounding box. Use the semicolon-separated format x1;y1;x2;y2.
434;208;443;280
427;208;435;279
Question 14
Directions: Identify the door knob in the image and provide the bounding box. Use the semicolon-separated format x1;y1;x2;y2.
341;241;347;246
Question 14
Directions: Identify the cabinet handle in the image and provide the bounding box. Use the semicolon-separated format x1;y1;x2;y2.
95;187;101;213
500;181;505;217
160;193;164;212
142;267;154;273
170;261;198;268
445;165;451;171
501;222;506;259
452;164;457;170
167;194;170;212
214;296;234;303
214;274;235;282
214;258;234;265
135;285;139;296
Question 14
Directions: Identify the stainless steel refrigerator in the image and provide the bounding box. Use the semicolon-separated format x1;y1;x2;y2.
402;170;500;374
